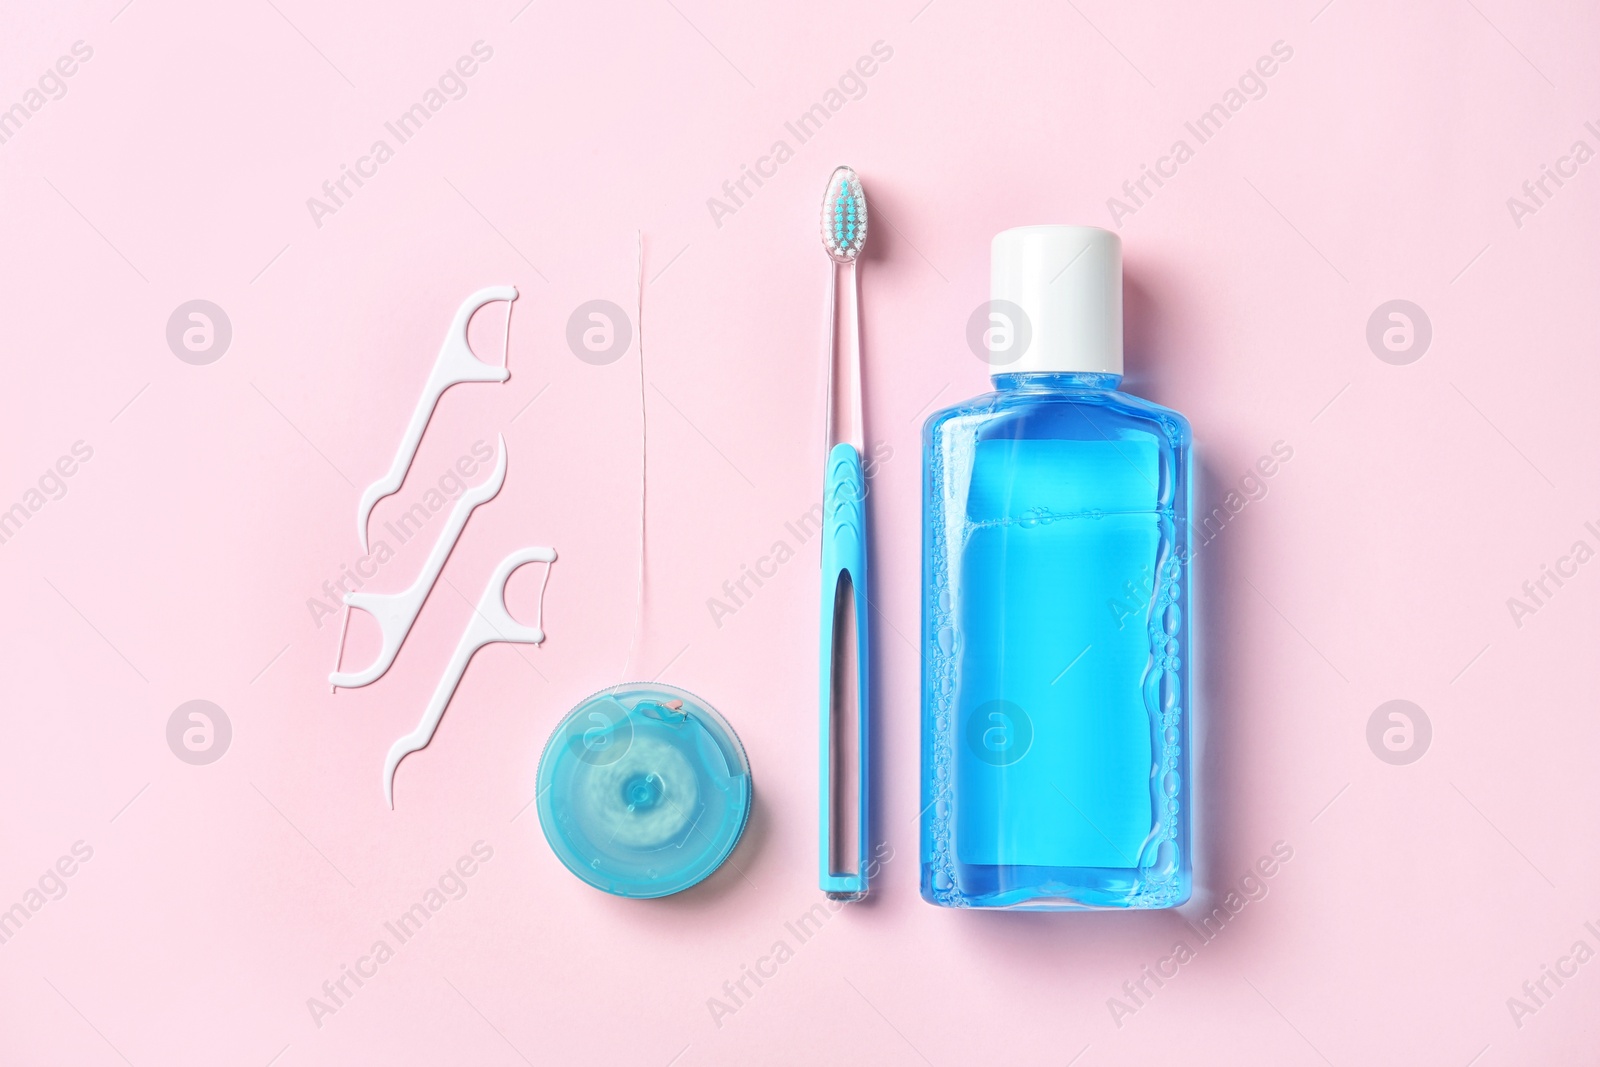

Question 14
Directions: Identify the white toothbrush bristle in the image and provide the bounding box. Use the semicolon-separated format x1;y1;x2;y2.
821;165;868;262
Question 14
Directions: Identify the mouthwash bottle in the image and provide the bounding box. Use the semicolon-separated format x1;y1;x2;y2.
920;226;1192;910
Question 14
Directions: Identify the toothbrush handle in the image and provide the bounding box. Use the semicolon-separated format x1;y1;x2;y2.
819;442;871;900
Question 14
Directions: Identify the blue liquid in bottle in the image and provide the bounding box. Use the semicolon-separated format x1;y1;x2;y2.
920;227;1192;910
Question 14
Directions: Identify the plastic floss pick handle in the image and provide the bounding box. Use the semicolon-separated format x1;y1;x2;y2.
330;435;508;690
383;545;557;808
356;285;517;552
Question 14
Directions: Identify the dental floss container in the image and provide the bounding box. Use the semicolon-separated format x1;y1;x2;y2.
536;683;752;898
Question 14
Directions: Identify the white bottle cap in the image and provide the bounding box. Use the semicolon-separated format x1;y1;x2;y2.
988;225;1122;377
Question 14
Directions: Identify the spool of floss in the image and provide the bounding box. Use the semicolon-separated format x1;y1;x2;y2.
534;234;752;899
537;684;751;898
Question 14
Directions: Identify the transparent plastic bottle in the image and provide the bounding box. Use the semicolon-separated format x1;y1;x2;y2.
920;227;1192;910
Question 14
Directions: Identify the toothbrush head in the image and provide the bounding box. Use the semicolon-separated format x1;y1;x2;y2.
821;165;868;263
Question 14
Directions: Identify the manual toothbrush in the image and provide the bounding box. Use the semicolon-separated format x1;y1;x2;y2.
817;165;872;902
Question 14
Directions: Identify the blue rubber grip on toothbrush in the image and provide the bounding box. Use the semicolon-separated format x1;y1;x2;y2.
819;441;870;900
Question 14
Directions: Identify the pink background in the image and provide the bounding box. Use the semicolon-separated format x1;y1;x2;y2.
2;0;1597;1063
